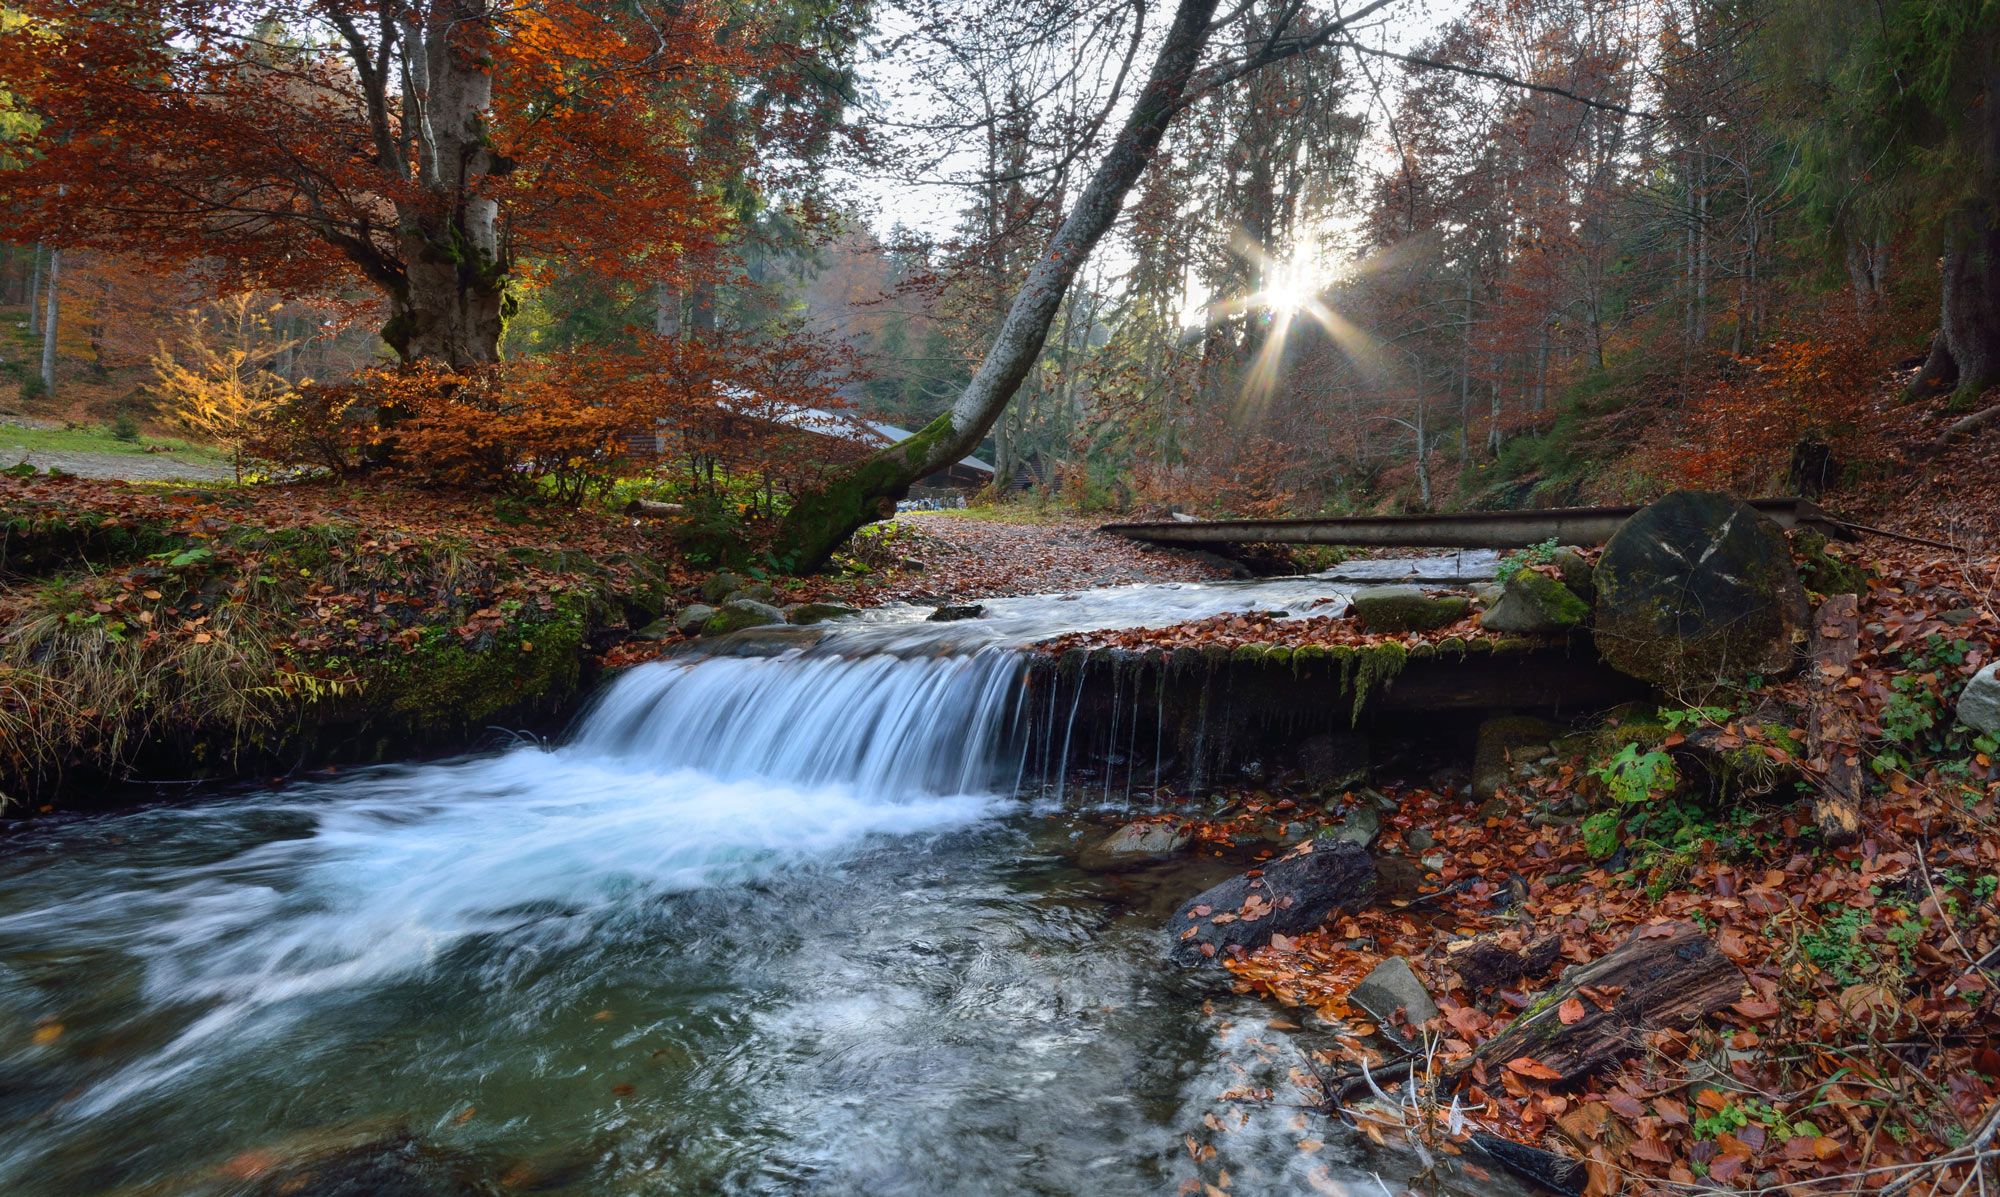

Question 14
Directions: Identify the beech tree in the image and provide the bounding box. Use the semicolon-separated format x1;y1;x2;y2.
0;0;785;368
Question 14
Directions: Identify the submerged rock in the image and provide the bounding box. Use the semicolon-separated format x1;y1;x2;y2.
1167;841;1376;967
702;598;786;636
1960;662;2000;735
928;602;986;622
1349;956;1439;1029
1593;491;1810;689
1481;568;1589;634
1349;585;1470;633
1077;820;1193;871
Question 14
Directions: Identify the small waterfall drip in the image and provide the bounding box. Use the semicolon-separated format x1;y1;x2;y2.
570;648;1028;798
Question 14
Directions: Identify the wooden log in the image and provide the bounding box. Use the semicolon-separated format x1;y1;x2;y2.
1806;593;1862;846
624;498;685;517
1452;922;1745;1087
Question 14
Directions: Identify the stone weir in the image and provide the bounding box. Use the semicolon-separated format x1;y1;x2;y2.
1016;635;1653;795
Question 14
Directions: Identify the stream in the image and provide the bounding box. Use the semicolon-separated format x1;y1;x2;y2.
0;558;1531;1197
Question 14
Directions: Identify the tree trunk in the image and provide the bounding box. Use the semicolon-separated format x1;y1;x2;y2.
1911;52;2000;407
39;246;59;395
770;0;1227;570
26;243;42;334
379;1;509;369
1911;210;2000;406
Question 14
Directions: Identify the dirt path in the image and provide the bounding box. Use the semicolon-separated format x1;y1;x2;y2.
0;439;234;483
864;511;1234;599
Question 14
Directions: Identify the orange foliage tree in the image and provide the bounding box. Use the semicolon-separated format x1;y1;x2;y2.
1666;305;1885;493
308;329;862;505
0;0;788;368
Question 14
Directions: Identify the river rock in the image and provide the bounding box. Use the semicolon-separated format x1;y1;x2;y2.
1960;662;2000;734
1349;956;1439;1029
1167;841;1376;967
1291;731;1369;789
1078;820;1193;870
788;601;862;626
700;570;746;603
632;615;678;641
1348;585;1470;633
1480;568;1589;634
1593;492;1810;689
1372;853;1427;901
1324;803;1381;848
1472;715;1556;801
674;603;716;634
724;583;778;606
929;602;986;622
1549;546;1595;599
702;598;785;636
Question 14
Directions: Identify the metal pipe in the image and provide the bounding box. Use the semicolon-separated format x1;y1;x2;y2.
1101;498;1849;550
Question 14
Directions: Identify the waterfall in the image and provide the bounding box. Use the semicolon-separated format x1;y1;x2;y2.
570;647;1028;798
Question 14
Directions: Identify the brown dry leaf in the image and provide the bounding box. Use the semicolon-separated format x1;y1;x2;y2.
1557;997;1586;1025
1505;1056;1564;1081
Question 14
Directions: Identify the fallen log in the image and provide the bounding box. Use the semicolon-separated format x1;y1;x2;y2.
1451;921;1745;1087
624;498;685;517
1806;593;1862;846
1166;841;1375;967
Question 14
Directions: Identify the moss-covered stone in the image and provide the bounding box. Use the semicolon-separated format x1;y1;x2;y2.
362;596;589;733
787;601;861;625
1349;585;1471;633
702;598;785;635
1482;568;1591;634
1792;531;1872;597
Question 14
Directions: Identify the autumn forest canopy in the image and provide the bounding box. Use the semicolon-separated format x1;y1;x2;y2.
0;0;1997;558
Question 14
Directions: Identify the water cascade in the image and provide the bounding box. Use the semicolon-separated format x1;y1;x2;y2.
0;561;1520;1197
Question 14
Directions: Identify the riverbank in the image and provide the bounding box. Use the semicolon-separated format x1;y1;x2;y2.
1055;537;1999;1194
0;474;1236;808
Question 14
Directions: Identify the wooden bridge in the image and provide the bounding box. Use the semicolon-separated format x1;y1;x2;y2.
1101;497;1856;551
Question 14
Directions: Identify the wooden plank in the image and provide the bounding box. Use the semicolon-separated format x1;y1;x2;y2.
1101;498;1847;550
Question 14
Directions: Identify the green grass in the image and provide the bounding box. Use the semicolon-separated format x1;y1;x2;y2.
0;421;226;462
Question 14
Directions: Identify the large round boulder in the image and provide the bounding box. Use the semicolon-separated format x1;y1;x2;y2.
1593;492;1809;690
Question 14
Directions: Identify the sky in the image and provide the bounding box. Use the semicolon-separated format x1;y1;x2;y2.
837;0;1472;245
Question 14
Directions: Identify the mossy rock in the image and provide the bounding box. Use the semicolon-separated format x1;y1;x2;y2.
1481;568;1590;634
1593;492;1810;691
787;601;861;626
1792;531;1872;598
1349;584;1470;633
674;603;716;634
699;571;747;603
724;583;778;606
1549;547;1596;599
702;598;785;635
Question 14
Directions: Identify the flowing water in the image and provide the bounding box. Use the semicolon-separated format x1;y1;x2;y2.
0;560;1525;1197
